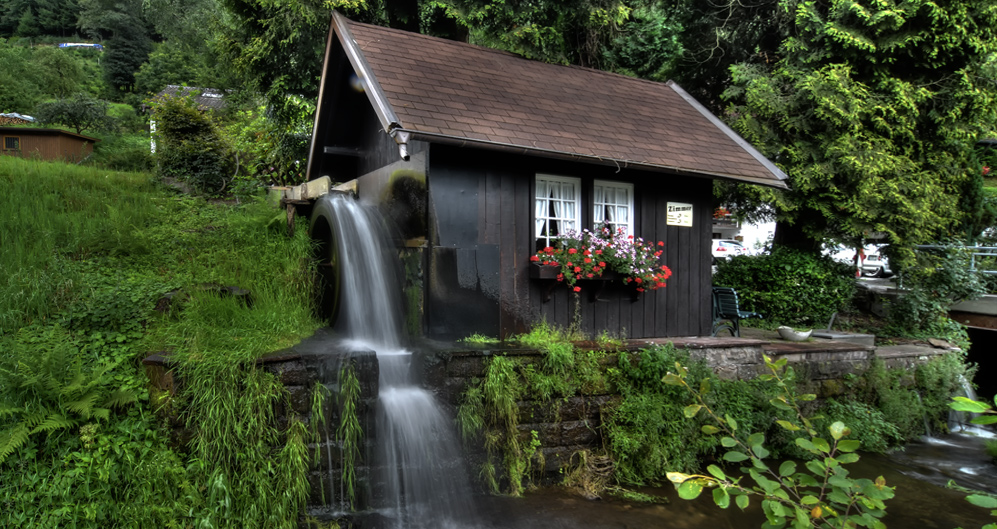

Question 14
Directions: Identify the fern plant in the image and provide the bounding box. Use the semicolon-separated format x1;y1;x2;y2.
0;325;137;464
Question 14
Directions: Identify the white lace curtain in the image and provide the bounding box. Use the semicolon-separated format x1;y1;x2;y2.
536;179;577;243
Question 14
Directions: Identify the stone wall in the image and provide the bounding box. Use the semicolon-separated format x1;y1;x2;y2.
420;336;952;478
143;333;953;512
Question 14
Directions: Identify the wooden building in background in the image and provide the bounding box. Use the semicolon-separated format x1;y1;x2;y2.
0;127;99;163
305;13;788;340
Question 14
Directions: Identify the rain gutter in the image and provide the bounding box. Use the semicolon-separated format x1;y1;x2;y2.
394;128;790;190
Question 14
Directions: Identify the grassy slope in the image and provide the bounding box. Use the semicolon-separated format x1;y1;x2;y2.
0;157;321;527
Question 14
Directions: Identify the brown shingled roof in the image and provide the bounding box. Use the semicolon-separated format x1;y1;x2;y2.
334;13;787;188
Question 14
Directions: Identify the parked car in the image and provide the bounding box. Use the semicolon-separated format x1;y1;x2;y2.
712;239;749;261
822;242;892;277
860;245;892;277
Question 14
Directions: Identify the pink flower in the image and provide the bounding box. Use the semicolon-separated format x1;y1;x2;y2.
568;248;578;254
573;286;581;292
530;255;540;262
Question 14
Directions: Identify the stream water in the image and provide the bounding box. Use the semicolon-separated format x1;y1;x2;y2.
470;432;996;529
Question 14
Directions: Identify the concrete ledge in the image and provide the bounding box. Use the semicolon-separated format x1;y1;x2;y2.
811;331;876;347
951;294;997;316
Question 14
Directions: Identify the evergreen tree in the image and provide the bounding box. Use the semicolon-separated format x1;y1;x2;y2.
718;0;997;256
14;5;37;37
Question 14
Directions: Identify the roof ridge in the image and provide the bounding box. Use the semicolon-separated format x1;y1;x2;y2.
349;19;680;90
348;19;523;60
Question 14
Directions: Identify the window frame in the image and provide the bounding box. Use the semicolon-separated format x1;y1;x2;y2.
592;179;634;235
3;136;20;152
535;174;581;250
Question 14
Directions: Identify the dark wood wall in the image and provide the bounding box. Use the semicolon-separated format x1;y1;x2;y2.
425;145;713;340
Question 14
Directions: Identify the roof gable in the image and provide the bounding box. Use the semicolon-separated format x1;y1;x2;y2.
314;13;787;189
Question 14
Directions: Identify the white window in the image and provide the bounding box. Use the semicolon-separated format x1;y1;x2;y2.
593;180;633;235
535;174;580;249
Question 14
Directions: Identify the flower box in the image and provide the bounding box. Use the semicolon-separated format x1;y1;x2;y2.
530;264;636;302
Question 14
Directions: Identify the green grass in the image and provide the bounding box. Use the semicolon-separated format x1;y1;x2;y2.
0;157;323;527
0;156;157;332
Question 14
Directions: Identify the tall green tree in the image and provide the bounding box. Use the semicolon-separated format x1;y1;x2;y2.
78;0;152;97
719;0;997;256
0;0;81;38
102;22;151;95
437;0;687;76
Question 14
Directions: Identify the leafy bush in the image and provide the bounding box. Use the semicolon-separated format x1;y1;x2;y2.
152;91;234;194
605;345;714;481
886;243;987;343
713;248;856;326
667;356;896;529
221;103;311;188
812;399;902;454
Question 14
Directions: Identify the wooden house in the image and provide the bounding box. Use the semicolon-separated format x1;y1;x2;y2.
306;13;788;340
0;127;99;163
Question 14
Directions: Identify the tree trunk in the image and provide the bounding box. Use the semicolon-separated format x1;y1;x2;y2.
772;220;822;254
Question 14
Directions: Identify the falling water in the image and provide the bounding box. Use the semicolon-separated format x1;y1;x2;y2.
316;193;478;528
948;375;997;439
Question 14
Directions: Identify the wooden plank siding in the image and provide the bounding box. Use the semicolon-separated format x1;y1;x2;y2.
426;145;713;340
0;130;95;162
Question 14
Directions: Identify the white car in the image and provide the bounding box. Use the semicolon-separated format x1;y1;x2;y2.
860;245;892;277
712;240;749;261
823;243;892;277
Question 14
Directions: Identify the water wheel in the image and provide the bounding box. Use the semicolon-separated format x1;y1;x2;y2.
309;196;342;325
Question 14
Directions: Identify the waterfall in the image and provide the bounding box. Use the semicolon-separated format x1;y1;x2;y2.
948;375;996;439
315;193;478;528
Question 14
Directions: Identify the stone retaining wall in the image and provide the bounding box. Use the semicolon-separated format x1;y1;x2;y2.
420;337;952;477
143;334;953;511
